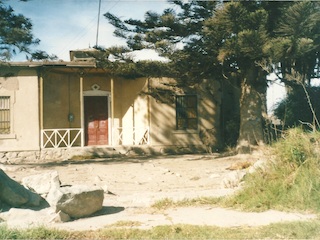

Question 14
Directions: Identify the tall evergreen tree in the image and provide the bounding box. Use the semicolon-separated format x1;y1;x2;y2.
105;1;318;150
266;1;320;129
203;2;272;150
265;1;320;86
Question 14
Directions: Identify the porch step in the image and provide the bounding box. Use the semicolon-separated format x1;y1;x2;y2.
1;145;207;163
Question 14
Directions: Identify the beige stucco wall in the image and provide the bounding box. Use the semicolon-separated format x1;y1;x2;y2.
147;78;220;148
119;78;149;145
98;76;221;148
148;91;205;146
43;72;81;129
0;69;40;151
1;64;221;156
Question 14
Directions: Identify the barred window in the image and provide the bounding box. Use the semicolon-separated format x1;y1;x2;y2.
0;96;10;134
176;95;198;130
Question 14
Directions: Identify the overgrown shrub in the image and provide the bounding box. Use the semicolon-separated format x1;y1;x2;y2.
224;128;320;212
274;86;320;129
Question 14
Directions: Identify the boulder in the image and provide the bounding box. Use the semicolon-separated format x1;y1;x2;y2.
0;207;51;228
248;159;268;174
53;185;104;218
46;183;63;207
22;171;60;196
0;169;43;207
222;170;247;188
50;210;71;223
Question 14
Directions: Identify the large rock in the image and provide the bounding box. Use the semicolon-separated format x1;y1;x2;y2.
46;182;63;207
53;185;104;218
0;169;43;207
222;170;247;188
22;171;60;196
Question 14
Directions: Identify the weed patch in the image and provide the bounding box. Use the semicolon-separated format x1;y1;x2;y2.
0;226;71;239
224;128;320;212
2;221;320;239
152;197;222;210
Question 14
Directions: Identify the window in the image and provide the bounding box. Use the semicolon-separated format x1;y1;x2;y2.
0;96;10;134
176;95;198;130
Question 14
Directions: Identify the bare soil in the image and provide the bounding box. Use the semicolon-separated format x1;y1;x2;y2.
0;152;317;231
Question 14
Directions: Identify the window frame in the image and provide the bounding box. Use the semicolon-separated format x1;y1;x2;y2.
175;94;198;131
0;92;15;139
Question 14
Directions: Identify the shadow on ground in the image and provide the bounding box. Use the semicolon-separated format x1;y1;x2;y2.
10;153;220;169
72;206;125;221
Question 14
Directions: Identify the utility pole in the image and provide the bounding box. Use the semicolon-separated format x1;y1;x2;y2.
95;0;102;47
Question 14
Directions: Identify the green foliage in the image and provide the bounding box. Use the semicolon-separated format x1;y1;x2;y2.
265;1;320;84
274;87;320;128
205;2;269;65
225;128;320;212
0;1;39;60
0;1;55;61
30;50;58;61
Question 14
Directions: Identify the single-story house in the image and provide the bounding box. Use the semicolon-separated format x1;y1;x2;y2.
0;49;225;162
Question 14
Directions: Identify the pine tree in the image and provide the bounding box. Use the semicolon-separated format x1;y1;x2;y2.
0;1;39;60
266;1;320;129
265;1;320;86
203;2;272;151
105;1;319;150
0;1;55;61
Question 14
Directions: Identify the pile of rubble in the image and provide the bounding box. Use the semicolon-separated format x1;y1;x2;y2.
0;169;104;223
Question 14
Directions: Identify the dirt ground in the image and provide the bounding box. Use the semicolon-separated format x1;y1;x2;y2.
0;152;317;231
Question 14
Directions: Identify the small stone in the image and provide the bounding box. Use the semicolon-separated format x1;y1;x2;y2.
248;159;267;174
209;173;220;179
222;170;246;188
161;168;170;174
51;210;70;223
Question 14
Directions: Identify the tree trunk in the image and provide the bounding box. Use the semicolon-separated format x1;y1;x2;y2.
237;65;267;153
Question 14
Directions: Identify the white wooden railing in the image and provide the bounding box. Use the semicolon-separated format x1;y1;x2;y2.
41;128;83;148
41;127;149;148
113;127;149;146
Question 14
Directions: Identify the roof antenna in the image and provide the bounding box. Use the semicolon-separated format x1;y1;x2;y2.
95;0;102;47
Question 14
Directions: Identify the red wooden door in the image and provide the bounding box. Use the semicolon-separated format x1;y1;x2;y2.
84;96;108;146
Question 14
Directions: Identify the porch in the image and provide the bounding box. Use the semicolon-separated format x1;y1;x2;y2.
40;66;150;149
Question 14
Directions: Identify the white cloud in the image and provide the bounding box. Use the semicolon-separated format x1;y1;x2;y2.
130;49;168;62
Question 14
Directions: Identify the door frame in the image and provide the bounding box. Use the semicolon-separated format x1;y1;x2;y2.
82;90;111;146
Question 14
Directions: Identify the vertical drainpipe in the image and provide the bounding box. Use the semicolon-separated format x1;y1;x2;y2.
132;100;135;145
68;75;71;128
111;76;114;146
147;78;151;145
80;72;84;147
39;69;44;149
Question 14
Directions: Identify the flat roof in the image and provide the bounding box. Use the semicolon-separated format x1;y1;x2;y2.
0;60;97;68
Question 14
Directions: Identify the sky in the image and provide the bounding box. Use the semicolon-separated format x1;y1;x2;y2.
8;0;171;61
7;0;286;112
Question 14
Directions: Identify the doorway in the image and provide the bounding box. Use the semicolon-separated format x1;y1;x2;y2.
84;96;109;146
